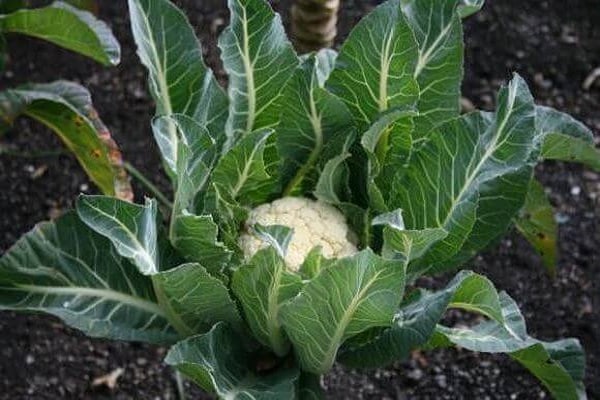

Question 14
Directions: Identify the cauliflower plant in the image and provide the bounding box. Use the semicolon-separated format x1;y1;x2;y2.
238;197;358;271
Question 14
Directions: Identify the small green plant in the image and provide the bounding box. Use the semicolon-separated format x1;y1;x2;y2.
0;0;131;198
2;0;598;398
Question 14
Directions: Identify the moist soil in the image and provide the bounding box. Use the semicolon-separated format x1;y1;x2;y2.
1;0;599;399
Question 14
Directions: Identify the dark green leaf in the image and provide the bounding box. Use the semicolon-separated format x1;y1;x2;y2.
170;213;232;274
232;247;303;356
280;249;406;374
77;196;158;275
401;0;464;137
128;0;228;159
0;213;176;344
278;52;354;196
514;179;558;275
210;129;279;206
391;75;537;276
219;0;298;143
326;0;419;130
314;134;354;204
153;263;243;336
166;322;299;398
0;81;132;199
0;1;119;65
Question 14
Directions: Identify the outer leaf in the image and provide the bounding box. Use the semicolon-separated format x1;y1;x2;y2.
171;213;232;273
391;75;537;275
338;270;502;368
232;247;303;356
128;0;227;165
251;224;293;259
401;0;464;137
219;0;298;143
210;129;279;206
457;0;485;18
280;249;406;374
314;134;354;204
278;53;354;196
0;1;119;65
515;179;558;274
0;213;175;344
434;293;586;400
166;322;299;398
77;196;158;275
536;106;599;171
0;81;132;199
153;263;243;336
326;0;419;130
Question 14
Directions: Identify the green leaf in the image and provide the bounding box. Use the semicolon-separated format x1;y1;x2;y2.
280;249;406;374
76;196;158;275
391;75;537;276
0;213;176;344
314;134;354;204
401;0;464;137
219;0;298;143
210;129;279;206
360;108;416;211
514;179;558;275
0;0;25;14
166;322;299;397
153;263;243;336
232;247;303;356
338;270;503;368
326;0;419;130
128;0;228;158
251;224;294;259
0;1;119;65
299;373;325;400
0;81;132;199
535;106;599;171
434;293;586;400
457;0;485;18
278;52;354;197
170;213;232;273
373;209;448;265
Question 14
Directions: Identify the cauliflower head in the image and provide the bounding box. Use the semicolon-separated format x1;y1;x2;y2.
238;197;358;271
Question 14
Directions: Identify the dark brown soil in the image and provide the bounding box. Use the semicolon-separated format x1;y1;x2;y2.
0;0;598;399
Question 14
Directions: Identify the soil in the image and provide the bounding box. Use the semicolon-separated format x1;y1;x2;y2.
1;0;599;399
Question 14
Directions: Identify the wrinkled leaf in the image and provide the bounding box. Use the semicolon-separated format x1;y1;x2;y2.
0;213;176;344
326;0;419;130
219;0;298;143
170;213;232;274
280;249;405;374
166;322;299;398
232;247;303;356
0;81;132;199
128;0;227;167
391;75;537;276
535;105;599;171
77;196;158;275
153;263;243;336
210;129;279;206
402;0;464;137
0;1;119;65
278;52;354;196
515;179;558;275
339;270;503;367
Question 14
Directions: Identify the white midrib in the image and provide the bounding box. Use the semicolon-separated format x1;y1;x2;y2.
440;84;517;228
267;265;286;355
14;284;166;317
322;271;383;370
241;5;256;134
140;11;176;163
378;29;395;112
414;19;455;79
82;201;156;273
231;136;264;198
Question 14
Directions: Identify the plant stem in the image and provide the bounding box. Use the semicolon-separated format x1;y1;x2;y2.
123;162;173;210
175;370;187;400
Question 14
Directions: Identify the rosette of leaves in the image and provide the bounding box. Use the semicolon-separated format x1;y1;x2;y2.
0;0;132;199
1;0;597;398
